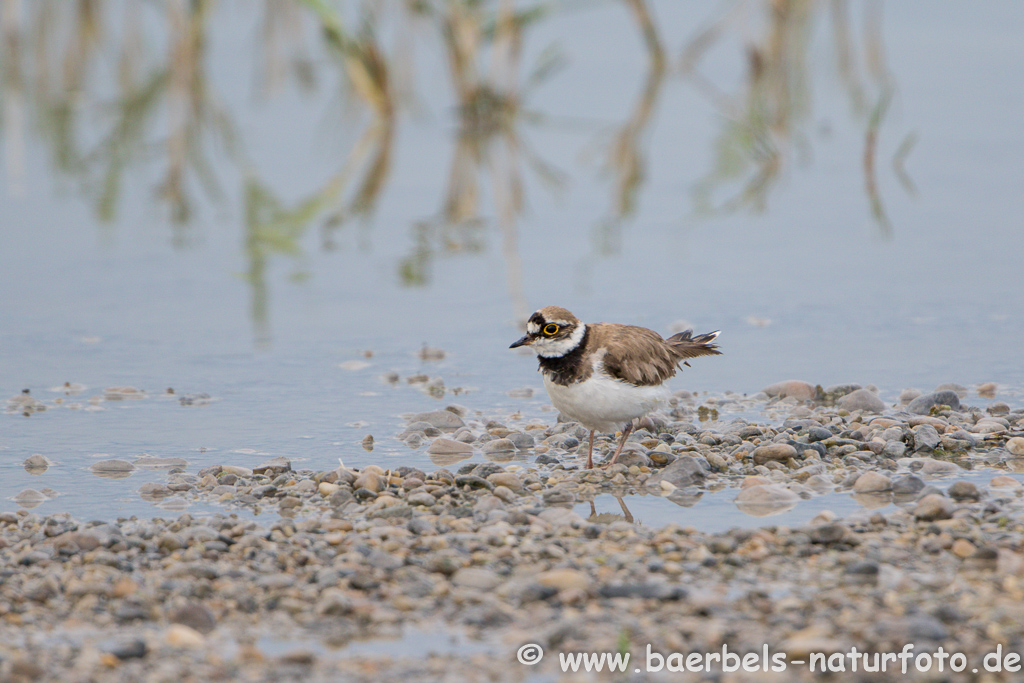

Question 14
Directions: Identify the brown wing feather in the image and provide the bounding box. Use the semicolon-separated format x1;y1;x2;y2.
593;324;681;386
596;324;722;386
666;329;722;361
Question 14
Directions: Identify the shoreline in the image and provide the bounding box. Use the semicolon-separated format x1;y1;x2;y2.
4;386;1024;681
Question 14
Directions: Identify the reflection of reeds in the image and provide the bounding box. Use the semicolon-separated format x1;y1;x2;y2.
400;0;565;326
684;0;911;232
594;0;667;256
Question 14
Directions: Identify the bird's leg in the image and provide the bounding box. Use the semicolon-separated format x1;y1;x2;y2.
605;420;635;467
585;430;595;469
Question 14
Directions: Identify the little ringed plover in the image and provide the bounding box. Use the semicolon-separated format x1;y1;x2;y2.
510;306;721;469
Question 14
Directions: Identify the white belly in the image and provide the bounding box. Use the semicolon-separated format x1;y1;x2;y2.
543;373;669;433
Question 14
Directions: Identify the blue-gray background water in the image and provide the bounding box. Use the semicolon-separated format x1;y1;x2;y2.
2;1;1022;519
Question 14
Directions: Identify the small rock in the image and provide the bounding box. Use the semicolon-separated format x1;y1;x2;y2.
947;481;980;501
809;522;849;544
482;438;517;455
486;472;524;491
451;568;502;591
906;391;961;415
976;382;997;398
823;384;861;400
106;638;148;660
168;602;216;633
989;475;1022;489
13;489;47;507
806;427;832;443
318;482;340;497
914;493;952;521
1006;437;1024;457
899;388;923;404
951;538;977;559
412;410;465;432
752;443;798;464
90;459;135;473
253;458;291;475
23;454;52;472
853;471;892;493
537;508;585;527
883;440;907;458
353;472;383;493
426;438;473;455
912;425;941;452
762;380;816;400
407;492;436;507
165;624;205;648
455;474;493;490
535;569;591;592
837;388;886;413
644;456;707;489
987;402;1010;416
892;473;925;493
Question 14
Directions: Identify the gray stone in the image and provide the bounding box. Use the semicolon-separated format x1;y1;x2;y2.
507;432;536;449
906;391;961;414
882;440;907;458
914;493;953;521
806;427;832;443
947;481;980;501
899;388;923;404
891;474;926;495
853;471;892;493
412;410;466;432
169;602;216;634
426;438;473;456
644;456;708;489
912;425;941;452
762;380;816;400
837;388;886;413
482;438;517;455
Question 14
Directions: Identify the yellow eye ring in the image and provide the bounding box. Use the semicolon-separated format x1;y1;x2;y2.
543;324;559;336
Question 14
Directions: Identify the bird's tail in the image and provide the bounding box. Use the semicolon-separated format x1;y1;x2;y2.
666;329;721;366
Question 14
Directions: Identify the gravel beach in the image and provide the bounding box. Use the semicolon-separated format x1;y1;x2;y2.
4;384;1024;681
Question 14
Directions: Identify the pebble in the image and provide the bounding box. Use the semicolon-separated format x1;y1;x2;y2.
90;459;135;473
482;438;517;455
906;390;961;414
989;475;1022;489
852;470;892;493
23;454;52;471
947;481;980;501
752;443;798;464
837;388;886;413
535;568;591;592
644;456;707;489
914;493;953;521
426;438;473;455
911;424;941;452
411;410;465;432
1006;437;1024;456
951;538;977;559
762;380;816;400
165;624;205;648
451;567;502;590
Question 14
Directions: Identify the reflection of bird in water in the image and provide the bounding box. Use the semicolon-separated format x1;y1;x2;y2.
587;496;635;525
511;306;721;468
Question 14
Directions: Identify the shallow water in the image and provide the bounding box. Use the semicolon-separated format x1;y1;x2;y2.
2;1;1023;521
578;467;1024;534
